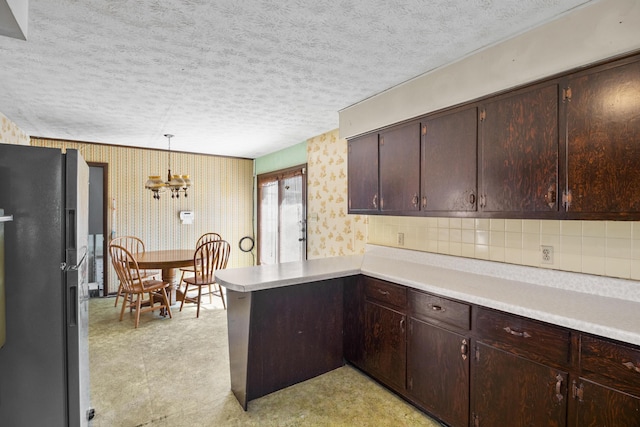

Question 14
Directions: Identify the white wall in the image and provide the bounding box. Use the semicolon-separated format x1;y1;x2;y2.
339;0;640;138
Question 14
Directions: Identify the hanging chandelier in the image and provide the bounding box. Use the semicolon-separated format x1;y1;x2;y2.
145;134;192;200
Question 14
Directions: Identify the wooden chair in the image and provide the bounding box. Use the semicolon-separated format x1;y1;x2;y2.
109;244;172;328
180;239;230;317
109;236;159;306
178;232;222;303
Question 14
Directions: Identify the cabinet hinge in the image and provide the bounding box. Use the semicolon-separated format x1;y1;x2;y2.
475;346;480;361
472;413;480;427
479;109;486;122
562;190;572;209
572;380;584;402
563;87;572;102
422;124;427;136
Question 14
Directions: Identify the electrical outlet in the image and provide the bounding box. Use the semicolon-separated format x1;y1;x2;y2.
541;245;554;264
397;232;405;246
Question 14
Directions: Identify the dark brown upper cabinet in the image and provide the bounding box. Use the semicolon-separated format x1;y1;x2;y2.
565;57;640;217
479;82;560;217
348;133;379;213
346;52;640;220
421;106;478;213
379;121;421;213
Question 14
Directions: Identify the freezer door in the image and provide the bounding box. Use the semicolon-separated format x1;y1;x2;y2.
64;150;93;427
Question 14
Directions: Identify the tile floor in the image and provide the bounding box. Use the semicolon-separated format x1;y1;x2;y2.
89;295;442;426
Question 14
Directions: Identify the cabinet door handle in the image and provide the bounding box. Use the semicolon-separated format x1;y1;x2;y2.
372;194;377;209
479;194;487;209
555;374;564;403
460;339;468;360
430;304;444;312
469;192;476;207
503;326;531;338
546;185;556;209
400;318;405;332
376;289;390;296
412;193;419;207
623;361;640;374
421;196;427;208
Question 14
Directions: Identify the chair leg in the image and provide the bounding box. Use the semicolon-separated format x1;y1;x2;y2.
161;288;172;318
196;286;202;318
119;292;128;321
208;284;213;304
180;283;188;312
114;283;123;306
134;294;142;328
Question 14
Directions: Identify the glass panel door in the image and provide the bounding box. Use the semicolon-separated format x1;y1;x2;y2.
257;165;307;265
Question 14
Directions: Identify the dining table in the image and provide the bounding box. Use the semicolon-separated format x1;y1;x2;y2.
133;249;195;304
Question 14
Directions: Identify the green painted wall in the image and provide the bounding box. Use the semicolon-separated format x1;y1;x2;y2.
255;141;307;175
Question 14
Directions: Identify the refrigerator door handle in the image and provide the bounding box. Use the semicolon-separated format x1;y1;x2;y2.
0;214;13;222
68;283;78;327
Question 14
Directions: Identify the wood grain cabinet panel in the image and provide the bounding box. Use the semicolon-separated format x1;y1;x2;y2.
407;318;470;427
363;300;406;391
566;57;640;216
475;307;571;368
479;83;560;216
572;378;640;427
347;133;379;213
364;277;407;309
421;106;478;213
379;121;421;213
472;342;568;427
409;289;470;331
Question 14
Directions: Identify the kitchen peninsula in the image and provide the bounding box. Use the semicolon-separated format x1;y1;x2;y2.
216;245;640;425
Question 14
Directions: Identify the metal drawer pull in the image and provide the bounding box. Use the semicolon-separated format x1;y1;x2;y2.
623;361;640;373
430;304;445;312
377;289;390;296
555;374;564;402
503;326;531;338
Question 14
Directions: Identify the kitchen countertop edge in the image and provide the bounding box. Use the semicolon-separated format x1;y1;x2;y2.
216;245;640;346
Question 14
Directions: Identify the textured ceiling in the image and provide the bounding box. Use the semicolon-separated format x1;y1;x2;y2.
0;0;593;158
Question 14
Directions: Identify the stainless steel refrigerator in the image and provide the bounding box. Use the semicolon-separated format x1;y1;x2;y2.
0;144;93;426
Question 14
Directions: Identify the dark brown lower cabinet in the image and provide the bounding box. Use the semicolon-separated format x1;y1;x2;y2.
344;276;640;427
363;300;406;391
572;378;640;427
472;342;568;427
407;318;469;427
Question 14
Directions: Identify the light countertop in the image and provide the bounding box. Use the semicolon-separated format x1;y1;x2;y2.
216;245;640;346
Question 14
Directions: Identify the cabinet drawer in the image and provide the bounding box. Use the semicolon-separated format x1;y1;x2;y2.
409;289;470;330
581;335;640;396
475;307;571;366
363;277;407;308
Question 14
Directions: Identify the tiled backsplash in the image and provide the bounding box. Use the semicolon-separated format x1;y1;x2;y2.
368;216;640;281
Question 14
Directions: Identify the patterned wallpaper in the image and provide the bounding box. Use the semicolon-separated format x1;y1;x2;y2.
31;138;255;293
307;129;368;259
0;113;29;145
